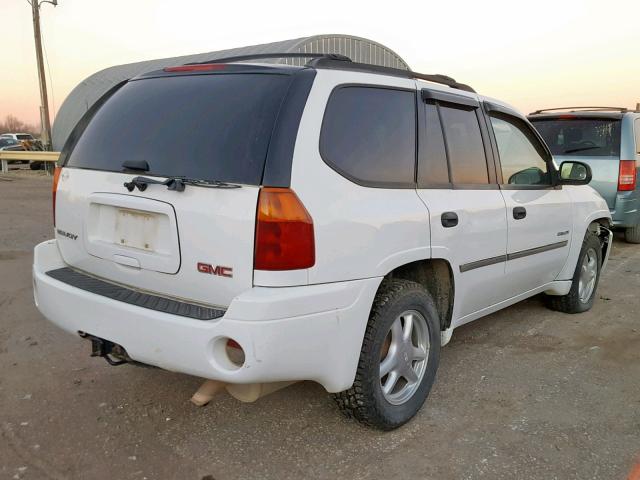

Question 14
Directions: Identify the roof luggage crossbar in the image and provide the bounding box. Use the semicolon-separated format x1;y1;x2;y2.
307;57;475;92
187;52;352;65
183;52;476;93
530;106;630;114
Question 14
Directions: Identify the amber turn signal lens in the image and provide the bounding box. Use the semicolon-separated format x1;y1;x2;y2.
52;166;62;227
254;187;315;271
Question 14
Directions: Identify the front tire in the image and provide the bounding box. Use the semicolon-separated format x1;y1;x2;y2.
545;230;602;313
625;224;640;244
332;279;441;430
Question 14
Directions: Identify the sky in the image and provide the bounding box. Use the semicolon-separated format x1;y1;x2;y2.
2;0;639;128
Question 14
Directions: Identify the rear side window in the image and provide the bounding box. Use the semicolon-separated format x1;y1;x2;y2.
66;74;292;185
439;106;489;184
530;118;621;157
320;86;416;187
635;119;640;154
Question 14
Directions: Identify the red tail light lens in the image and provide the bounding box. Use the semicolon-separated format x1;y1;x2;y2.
52;166;62;227
254;187;315;271
163;64;226;72
618;160;637;191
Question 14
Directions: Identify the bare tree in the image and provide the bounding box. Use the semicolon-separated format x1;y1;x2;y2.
0;115;40;137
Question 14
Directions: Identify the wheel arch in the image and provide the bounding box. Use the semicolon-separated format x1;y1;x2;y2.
382;258;455;330
589;218;613;271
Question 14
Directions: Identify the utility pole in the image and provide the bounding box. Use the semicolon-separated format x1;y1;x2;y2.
30;0;57;151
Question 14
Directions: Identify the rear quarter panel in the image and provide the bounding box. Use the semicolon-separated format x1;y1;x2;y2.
286;70;431;286
554;155;620;210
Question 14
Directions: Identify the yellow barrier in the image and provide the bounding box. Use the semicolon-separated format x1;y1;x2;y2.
0;151;60;174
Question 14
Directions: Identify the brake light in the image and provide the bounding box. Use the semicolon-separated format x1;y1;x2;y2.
618;160;637;191
163;64;226;72
52;166;62;227
254;187;315;271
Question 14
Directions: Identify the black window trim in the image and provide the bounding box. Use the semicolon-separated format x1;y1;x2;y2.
319;83;418;189
482;102;560;190
421;88;480;109
418;90;500;190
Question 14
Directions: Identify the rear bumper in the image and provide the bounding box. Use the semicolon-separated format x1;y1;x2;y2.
33;240;381;392
611;191;639;228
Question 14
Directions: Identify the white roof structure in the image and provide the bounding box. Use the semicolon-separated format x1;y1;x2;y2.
52;34;410;150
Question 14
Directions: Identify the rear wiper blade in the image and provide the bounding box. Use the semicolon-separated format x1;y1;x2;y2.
124;176;241;192
563;146;600;154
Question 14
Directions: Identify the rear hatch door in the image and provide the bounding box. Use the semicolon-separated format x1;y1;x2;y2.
55;69;296;307
530;116;622;209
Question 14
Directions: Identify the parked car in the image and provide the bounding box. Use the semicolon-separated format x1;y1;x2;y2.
0;137;25;151
0;137;27;165
529;107;640;243
1;133;45;167
1;132;36;142
33;54;613;430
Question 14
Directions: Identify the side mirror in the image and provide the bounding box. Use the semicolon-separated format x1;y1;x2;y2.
559;161;592;185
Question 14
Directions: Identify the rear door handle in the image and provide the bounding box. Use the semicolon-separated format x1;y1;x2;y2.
441;212;459;228
513;207;527;220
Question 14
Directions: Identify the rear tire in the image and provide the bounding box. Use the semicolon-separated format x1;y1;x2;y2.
332;279;441;430
625;224;640;244
545;231;602;314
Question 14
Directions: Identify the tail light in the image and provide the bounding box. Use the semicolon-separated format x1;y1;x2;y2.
52;166;62;227
618;160;637;191
254;187;315;271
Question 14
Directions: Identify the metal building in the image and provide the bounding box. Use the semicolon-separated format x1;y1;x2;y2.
51;34;410;150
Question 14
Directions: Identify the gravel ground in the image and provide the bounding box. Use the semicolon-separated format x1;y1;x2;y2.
1;173;639;480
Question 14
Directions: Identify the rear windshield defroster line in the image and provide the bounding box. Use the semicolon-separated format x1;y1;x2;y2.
65;73;293;186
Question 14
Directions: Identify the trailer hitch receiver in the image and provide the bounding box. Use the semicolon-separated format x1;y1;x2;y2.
79;332;130;366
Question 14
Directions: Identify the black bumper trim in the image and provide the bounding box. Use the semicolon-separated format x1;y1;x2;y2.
46;267;225;321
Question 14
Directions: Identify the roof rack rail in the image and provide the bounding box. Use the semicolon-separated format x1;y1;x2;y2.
187;52;352;65
307;57;475;92
530;106;629;115
182;52;475;93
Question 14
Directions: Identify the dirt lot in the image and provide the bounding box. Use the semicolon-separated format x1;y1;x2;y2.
1;173;639;480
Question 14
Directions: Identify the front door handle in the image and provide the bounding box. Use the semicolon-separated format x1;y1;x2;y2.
441;211;459;228
513;207;527;220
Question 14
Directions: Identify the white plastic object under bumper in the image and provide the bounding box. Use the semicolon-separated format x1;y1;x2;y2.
33;240;381;392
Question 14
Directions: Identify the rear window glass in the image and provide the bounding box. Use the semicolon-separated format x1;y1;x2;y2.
66;74;292;185
530;118;621;157
320;86;416;187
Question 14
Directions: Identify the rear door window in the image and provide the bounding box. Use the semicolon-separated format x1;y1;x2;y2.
66;74;293;185
439;105;489;184
320;86;416;187
530;118;621;157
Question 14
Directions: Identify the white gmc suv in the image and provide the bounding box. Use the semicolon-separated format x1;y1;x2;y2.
33;53;613;430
